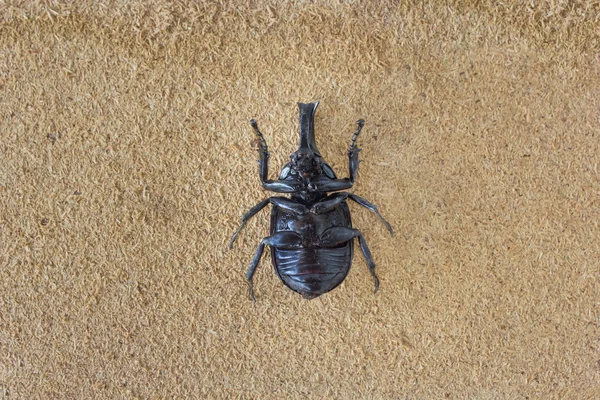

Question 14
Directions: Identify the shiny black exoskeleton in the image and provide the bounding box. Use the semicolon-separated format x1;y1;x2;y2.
230;102;393;300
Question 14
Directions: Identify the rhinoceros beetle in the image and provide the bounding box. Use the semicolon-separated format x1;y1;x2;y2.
230;102;393;300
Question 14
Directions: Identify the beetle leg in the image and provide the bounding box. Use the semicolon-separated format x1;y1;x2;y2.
319;227;380;294
347;194;394;237
347;119;365;183
245;232;304;301
246;241;265;302
231;197;310;250
356;232;380;294
303;177;353;193
348;119;365;152
309;192;349;214
229;198;272;249
270;197;309;215
308;119;363;191
250;119;270;184
250;119;311;194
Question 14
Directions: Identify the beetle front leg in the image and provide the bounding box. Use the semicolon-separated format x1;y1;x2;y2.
250;119;307;194
250;119;270;184
347;119;365;183
309;119;365;192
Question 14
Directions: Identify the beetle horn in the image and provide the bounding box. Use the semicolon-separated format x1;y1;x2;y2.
297;101;321;156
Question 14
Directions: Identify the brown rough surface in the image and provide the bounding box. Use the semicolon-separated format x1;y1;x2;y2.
1;1;600;398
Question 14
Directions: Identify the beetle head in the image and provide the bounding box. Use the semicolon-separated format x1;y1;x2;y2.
290;148;322;177
297;102;321;156
292;101;325;179
278;102;337;186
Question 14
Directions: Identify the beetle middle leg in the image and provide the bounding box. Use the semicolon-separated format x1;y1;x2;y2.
245;231;303;301
310;192;394;237
319;227;380;293
230;197;309;249
347;194;394;237
229;198;271;249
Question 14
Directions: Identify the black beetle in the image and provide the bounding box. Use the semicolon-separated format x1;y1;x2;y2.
230;102;393;300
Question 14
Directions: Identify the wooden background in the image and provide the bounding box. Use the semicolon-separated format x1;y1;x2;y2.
1;1;599;398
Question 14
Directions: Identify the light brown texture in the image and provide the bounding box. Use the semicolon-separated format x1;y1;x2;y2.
1;1;599;398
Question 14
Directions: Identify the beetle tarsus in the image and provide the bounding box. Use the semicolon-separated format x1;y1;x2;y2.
244;242;265;301
248;280;256;302
250;119;269;153
347;120;364;182
355;230;381;295
371;270;380;294
349;119;365;151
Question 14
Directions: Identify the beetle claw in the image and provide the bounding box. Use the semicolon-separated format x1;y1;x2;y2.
248;281;256;302
370;269;380;294
384;221;394;237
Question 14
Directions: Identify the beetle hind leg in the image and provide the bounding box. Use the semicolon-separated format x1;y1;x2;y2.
358;231;379;294
245;242;266;302
244;231;304;301
357;233;380;294
319;227;381;294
